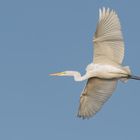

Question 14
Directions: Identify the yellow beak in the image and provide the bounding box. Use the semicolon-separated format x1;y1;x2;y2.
49;72;65;76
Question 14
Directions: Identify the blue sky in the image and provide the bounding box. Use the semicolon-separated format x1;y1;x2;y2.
0;0;140;139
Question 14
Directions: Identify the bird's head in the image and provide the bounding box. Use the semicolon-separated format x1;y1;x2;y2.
49;71;76;77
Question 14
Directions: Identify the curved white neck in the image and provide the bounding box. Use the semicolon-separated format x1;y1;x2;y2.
72;71;89;81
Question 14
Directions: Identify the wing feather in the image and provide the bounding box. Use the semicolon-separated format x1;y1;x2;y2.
77;78;117;119
93;8;124;65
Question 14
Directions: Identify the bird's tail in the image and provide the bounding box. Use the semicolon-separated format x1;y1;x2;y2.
129;75;140;80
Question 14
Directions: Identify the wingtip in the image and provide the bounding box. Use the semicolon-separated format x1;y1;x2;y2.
77;113;90;120
98;7;117;21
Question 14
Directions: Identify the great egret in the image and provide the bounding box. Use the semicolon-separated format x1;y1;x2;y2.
50;7;140;119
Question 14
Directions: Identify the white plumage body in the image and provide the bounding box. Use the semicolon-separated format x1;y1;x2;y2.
86;63;130;79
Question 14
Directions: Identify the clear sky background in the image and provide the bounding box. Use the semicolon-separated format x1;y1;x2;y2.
0;0;140;140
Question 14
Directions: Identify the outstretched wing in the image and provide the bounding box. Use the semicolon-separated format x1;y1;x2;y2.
77;78;117;119
93;7;124;65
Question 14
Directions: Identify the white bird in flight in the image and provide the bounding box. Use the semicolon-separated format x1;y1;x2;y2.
50;7;140;119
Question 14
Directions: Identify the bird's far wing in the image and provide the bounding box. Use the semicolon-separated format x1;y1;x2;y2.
77;77;117;119
93;7;124;65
